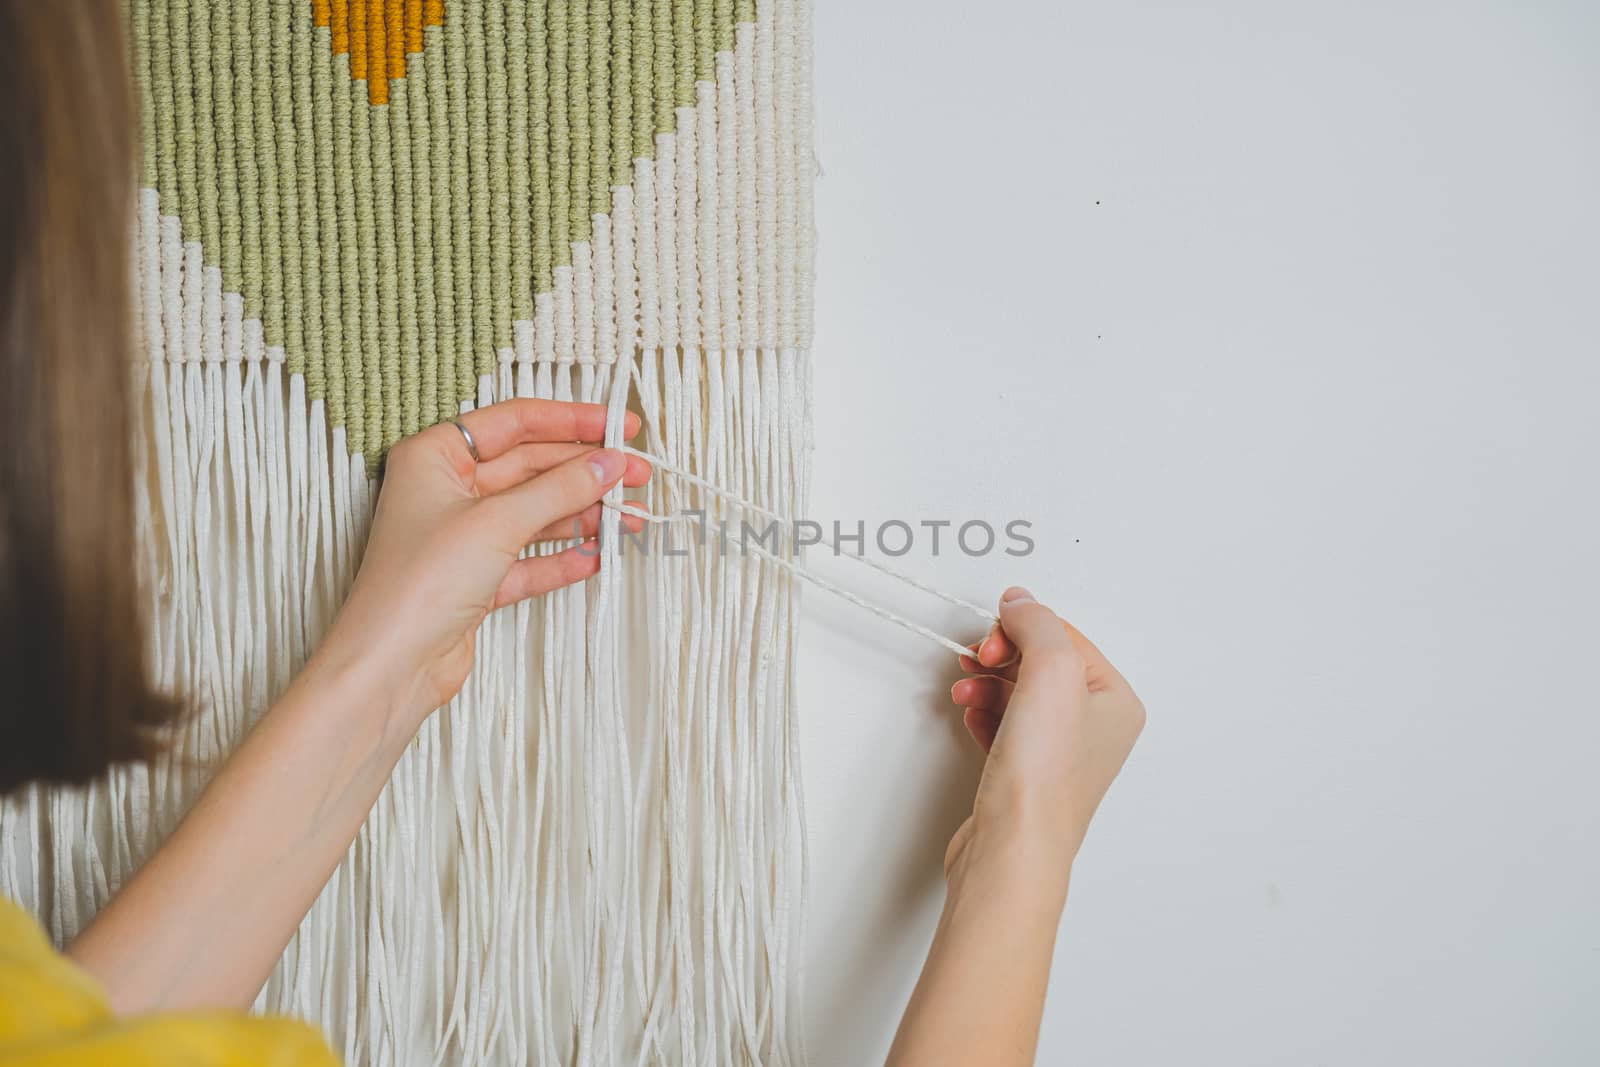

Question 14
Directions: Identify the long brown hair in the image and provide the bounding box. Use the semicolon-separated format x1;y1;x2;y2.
0;2;180;792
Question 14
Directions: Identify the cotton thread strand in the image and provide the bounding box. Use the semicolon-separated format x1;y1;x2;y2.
614;444;997;656
618;443;997;623
615;501;982;660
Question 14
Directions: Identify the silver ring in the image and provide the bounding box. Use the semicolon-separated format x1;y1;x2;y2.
449;418;481;462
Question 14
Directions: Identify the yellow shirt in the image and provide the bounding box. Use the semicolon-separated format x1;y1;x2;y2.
0;895;338;1066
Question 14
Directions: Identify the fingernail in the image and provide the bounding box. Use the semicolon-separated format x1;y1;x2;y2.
1001;585;1034;605
949;679;967;703
589;448;625;485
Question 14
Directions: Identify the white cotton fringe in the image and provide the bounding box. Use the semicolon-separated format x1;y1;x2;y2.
1;0;817;1058
0;228;812;1067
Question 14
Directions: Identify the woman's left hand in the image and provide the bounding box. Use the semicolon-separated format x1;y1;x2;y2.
315;399;652;730
71;398;652;1013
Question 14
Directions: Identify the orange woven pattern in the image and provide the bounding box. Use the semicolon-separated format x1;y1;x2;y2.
312;0;446;104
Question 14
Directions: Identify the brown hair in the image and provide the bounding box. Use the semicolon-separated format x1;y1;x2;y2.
0;2;181;793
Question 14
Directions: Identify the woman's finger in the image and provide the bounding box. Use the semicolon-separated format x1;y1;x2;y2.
490;544;603;610
451;399;642;463
958;636;1020;682
479;448;626;549
951;674;1014;715
476;441;652;497
997;588;1082;683
529;501;650;542
976;623;1017;669
963;707;1001;753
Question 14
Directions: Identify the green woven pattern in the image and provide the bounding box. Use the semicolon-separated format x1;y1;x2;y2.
131;0;759;460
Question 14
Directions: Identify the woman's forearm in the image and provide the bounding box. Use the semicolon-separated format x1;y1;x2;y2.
67;644;419;1014
886;828;1072;1067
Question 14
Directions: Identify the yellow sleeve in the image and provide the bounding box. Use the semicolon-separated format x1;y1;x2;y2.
1;896;339;1067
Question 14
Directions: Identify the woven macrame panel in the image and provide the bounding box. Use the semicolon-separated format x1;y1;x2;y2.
0;2;814;1064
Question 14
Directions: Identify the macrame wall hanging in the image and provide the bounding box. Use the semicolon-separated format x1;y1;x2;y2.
0;1;814;1063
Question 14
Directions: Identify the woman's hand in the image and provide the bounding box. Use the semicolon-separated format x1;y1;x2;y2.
888;587;1142;1067
69;399;654;1015
315;399;651;732
947;586;1145;879
71;398;654;1013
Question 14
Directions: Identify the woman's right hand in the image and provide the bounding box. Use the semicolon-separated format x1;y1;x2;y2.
947;587;1145;880
887;588;1143;1066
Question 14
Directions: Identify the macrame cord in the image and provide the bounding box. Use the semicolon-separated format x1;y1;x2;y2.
0;3;830;1065
613;443;997;658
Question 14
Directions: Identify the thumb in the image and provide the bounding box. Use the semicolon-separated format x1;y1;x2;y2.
480;447;627;548
997;586;1082;680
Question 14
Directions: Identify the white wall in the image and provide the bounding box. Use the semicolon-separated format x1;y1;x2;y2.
799;2;1600;1063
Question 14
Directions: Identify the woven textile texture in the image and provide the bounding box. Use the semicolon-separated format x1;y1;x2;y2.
0;1;815;1064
